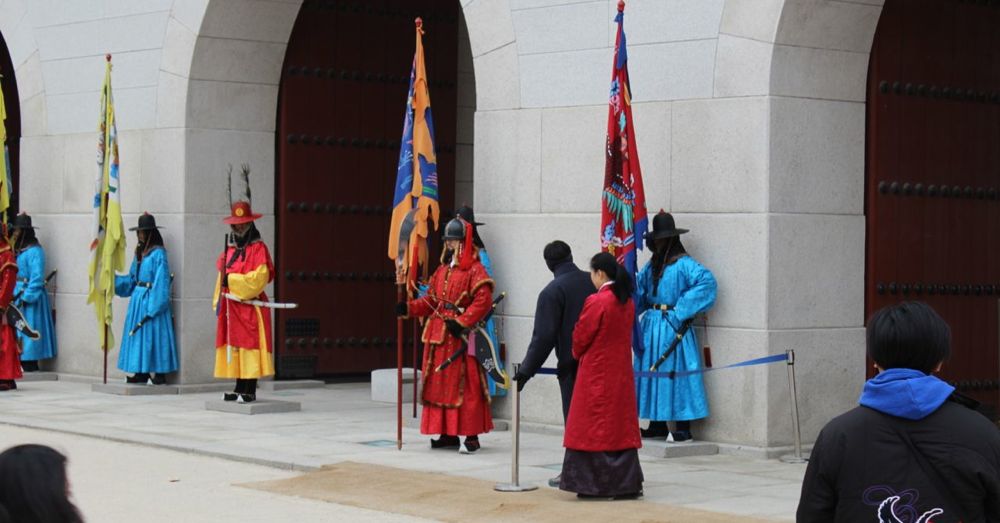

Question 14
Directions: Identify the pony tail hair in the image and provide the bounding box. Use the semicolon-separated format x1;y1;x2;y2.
612;262;633;304
590;252;634;304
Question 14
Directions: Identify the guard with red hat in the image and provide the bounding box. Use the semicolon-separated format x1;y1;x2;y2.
213;165;275;403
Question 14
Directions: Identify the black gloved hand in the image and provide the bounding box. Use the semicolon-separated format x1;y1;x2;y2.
513;371;530;392
444;319;466;339
395;302;408;317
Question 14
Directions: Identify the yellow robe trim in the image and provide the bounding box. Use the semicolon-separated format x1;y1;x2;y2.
212;263;273;379
214;345;274;379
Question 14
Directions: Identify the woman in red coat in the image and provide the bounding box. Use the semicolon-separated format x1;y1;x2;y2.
560;252;643;499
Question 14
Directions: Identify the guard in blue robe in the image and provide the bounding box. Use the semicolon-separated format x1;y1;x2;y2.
635;212;716;442
115;213;178;384
456;206;506;397
11;214;56;371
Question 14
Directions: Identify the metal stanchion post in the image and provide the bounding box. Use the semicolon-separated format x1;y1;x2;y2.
495;363;537;492
780;349;808;464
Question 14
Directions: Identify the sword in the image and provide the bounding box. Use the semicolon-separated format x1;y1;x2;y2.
222;293;298;309
128;315;151;337
435;293;506;373
649;319;693;372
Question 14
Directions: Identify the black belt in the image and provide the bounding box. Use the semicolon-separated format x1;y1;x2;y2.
651;304;673;311
136;281;152;288
442;303;466;313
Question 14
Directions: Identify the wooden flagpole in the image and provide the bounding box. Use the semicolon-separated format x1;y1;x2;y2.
412;322;418;417
102;323;108;384
396;283;404;450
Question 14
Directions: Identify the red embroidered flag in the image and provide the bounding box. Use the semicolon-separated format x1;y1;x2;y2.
601;1;648;276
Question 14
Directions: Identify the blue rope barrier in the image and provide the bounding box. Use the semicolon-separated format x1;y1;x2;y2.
534;352;789;379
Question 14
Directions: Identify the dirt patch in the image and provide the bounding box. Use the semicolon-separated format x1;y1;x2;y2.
239;461;778;522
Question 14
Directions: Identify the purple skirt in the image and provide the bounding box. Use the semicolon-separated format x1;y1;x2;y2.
559;448;644;496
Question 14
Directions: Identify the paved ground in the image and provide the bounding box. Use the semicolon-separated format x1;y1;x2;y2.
0;425;434;523
0;379;806;521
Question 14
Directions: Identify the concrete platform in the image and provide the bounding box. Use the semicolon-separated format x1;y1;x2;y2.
92;383;180;396
641;440;720;459
19;372;58;382
371;367;421;403
259;379;325;391
205;399;301;415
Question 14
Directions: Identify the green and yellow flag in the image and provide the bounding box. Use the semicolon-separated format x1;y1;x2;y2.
0;77;11;224
87;56;126;351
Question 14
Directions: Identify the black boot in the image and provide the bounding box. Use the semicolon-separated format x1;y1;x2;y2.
670;421;693;443
21;360;39;372
238;379;257;403
224;379;244;401
640;421;669;439
126;373;150;384
430;435;460;449
151;373;167;385
459;436;480;454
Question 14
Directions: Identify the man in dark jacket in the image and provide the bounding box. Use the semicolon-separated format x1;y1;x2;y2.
513;240;595;486
797;301;1000;523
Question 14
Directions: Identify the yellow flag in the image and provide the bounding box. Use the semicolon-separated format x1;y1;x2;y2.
0;79;10;224
87;58;126;351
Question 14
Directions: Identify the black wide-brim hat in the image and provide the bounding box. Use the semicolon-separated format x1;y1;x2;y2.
644;211;688;240
129;212;163;231
456;205;484;226
10;213;36;230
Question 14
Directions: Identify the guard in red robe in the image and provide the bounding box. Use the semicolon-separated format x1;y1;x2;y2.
0;233;22;391
399;217;494;453
213;166;274;403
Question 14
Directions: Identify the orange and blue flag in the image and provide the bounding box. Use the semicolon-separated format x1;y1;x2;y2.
388;18;440;285
602;2;648;354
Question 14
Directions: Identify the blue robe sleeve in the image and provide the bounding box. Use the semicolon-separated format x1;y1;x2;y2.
144;251;172;318
114;259;138;298
19;248;46;304
479;248;494;278
672;257;717;323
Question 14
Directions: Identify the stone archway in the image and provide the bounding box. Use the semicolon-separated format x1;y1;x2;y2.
763;1;882;446
170;0;496;383
708;0;884;447
0;0;46;218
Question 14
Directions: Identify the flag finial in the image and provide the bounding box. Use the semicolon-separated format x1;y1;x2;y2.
617;0;625;12
106;53;111;62
415;17;422;29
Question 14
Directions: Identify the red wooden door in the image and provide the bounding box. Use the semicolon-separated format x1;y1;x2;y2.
866;0;1000;415
275;0;458;377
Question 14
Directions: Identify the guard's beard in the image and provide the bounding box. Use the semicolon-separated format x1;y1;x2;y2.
442;248;454;266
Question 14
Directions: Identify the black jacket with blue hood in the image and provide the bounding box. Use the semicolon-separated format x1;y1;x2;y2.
797;368;1000;523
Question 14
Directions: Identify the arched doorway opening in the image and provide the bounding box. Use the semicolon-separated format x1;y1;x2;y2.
0;29;19;220
274;0;465;378
866;0;1000;415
